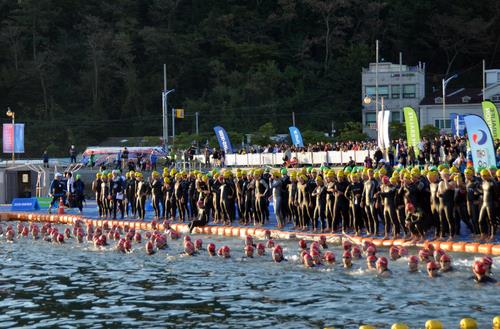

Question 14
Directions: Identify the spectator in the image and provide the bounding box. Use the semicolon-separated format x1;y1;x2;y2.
150;152;157;170
89;151;95;168
121;147;129;169
42;150;49;168
69;145;77;163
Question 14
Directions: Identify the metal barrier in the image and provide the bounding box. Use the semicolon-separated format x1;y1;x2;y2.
193;150;373;166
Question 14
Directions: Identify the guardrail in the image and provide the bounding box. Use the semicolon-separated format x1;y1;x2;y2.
194;150;374;166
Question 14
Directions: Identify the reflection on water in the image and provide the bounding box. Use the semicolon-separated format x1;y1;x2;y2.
0;223;498;328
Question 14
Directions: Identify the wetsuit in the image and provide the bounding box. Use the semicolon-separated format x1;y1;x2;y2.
100;178;111;218
333;179;350;232
394;183;407;236
478;178;497;238
92;178;103;217
236;177;245;221
175;178;188;222
243;177;254;225
312;184;326;231
466;176;481;234
345;181;363;235
255;177;269;225
454;181;471;235
211;178;221;223
325;180;335;231
126;177;137;218
406;209;425;237
297;181;310;229
271;178;284;227
150;178;163;219
163;180;176;219
110;176;125;219
188;176;197;219
288;180;299;227
136;179;149;220
281;174;290;223
429;180;441;237
189;181;210;233
362;178;379;235
379;185;398;237
220;178;236;224
438;180;455;238
73;179;85;212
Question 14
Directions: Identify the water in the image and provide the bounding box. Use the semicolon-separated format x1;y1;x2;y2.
0;223;498;329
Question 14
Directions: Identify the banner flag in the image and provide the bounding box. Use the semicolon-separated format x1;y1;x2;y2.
3;123;25;153
463;115;496;171
213;126;233;154
482;101;500;141
377;111;385;149
382;110;391;150
288;126;304;147
403;107;421;156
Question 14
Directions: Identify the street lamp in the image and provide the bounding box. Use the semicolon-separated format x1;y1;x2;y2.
442;74;458;133
6;107;15;163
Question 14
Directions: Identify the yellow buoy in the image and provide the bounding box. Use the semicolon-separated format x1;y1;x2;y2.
391;323;409;329
493;316;500;329
425;319;443;329
359;326;375;329
460;317;477;329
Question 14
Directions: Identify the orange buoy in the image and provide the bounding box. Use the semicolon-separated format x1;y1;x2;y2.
478;244;493;255
464;243;480;253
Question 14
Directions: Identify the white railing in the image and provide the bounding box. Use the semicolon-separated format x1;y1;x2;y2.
193;150;374;166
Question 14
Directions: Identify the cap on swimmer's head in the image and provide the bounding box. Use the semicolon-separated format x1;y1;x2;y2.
367;255;377;264
366;246;376;255
382;176;390;185
207;243;216;253
145;241;154;254
352;246;361;258
184;241;195;255
264;230;271;239
440;254;451;263
194;239;203;250
405;203;415;213
376;256;388;268
419;249;430;259
398;247;408;257
266;239;275;248
482;256;493;266
298;239;307;249
245;235;253;244
342;251;352;259
426;261;438;271
324;251;335;263
473;261;486;275
342;240;352;251
408;255;419;264
389;246;399;254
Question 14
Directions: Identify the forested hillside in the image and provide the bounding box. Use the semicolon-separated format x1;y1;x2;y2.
0;0;499;156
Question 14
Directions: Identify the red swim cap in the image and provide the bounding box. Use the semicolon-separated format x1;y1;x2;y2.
366;246;376;255
343;240;352;251
266;239;275;248
352;246;361;257
382;176;390;185
195;239;203;249
406;203;415;212
343;251;352;259
367;255;377;263
440;254;451;262
473;261;486;274
324;251;335;263
398;247;408;256
377;256;388;267
319;235;326;242
245;244;254;252
184;235;191;242
419;249;430;258
134;233;142;243
389;246;399;254
408;255;419;264
207;243;216;253
222;245;230;253
114;231;120;240
56;233;64;243
257;243;265;250
427;261;438;270
299;239;307;249
146;241;154;253
482;256;493;266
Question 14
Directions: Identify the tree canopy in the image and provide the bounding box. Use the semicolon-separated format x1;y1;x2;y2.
1;0;499;156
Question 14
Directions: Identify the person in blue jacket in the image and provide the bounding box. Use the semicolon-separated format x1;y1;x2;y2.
48;173;66;214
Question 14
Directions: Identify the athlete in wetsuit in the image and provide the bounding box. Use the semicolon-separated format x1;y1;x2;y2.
362;169;379;236
428;170;441;239
271;171;285;228
437;169;456;240
100;173;111;218
297;175;310;230
110;170;125;219
125;171;137;218
48;173;66;214
465;168;481;235
311;176;326;232
92;173;103;218
379;176;398;238
220;172;236;225
175;174;188;222
333;171;350;234
288;173;299;229
150;171;163;219
325;171;336;231
345;173;363;236
478;169;497;241
255;170;269;226
135;173;148;220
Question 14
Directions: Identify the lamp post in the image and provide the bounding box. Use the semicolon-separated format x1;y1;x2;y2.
6;107;15;163
442;74;458;133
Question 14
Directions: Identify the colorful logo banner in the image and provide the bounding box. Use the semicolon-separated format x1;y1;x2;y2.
213;126;233;154
403;107;421;156
288;126;304;147
482;101;500;141
3;123;25;153
463;115;496;170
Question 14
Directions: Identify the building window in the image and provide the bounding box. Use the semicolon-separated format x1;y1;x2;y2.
365;113;376;127
365;86;376;96
391;85;400;99
492;94;500;102
378;85;389;98
403;84;416;98
434;119;451;129
391;111;401;122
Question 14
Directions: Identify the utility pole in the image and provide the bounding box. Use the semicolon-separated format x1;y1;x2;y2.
195;112;199;135
172;108;175;145
162;64;175;151
292;112;296;126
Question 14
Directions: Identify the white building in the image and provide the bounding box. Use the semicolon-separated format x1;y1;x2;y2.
419;70;500;132
361;61;426;138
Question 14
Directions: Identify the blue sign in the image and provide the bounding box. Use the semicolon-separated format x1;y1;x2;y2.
11;197;40;211
463;115;496;170
450;113;465;137
289;126;304;147
214;126;233;154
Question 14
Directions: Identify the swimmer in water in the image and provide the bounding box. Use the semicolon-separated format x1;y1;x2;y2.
366;255;377;270
389;246;400;261
266;239;275;248
244;244;254;258
439;254;453;272
124;239;132;253
342;251;352;268
194;239;203;251
311;250;322;266
319;235;328;249
408;256;419;272
145;240;155;255
303;253;314;268
352;246;362;259
323;251;335;264
6;228;15;241
376;257;391;277
426;261;440;278
366;246;376;257
419;249;431;263
219;245;231;258
472;261;497;284
207;243;216;256
256;243;266;256
342;240;352;252
398;247;408;257
134;232;142;243
272;245;285;263
184;241;195;256
481;256;493;275
298;239;307;251
245;235;255;247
